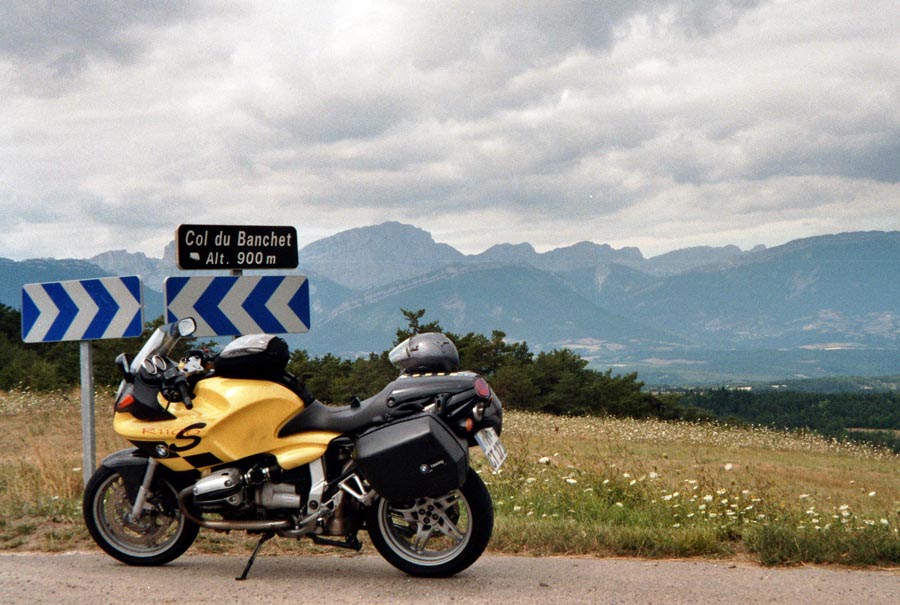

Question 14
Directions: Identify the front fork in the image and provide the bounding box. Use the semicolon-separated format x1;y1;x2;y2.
129;458;159;522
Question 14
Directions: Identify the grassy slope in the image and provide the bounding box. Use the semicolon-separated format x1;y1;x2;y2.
1;391;898;565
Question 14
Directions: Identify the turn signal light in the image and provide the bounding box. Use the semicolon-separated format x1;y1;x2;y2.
115;393;135;412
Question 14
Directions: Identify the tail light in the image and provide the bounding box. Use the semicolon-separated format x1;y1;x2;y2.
473;376;491;399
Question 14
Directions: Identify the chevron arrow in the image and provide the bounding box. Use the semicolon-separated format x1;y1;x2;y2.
195;277;240;335
43;282;81;342
21;283;58;343
240;276;285;333
165;275;310;337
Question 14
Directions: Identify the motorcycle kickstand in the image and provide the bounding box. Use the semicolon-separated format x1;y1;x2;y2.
236;532;275;581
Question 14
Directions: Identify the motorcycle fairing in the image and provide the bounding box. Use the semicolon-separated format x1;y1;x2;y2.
115;376;340;472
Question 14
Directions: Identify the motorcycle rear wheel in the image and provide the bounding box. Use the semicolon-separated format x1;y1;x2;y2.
83;465;199;566
366;467;493;577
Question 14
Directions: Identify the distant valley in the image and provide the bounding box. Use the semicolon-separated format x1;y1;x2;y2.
2;223;899;386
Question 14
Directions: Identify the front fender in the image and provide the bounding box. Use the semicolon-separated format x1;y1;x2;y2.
100;447;149;470
98;448;198;501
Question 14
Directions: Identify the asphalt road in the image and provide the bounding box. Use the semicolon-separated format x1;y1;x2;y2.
1;552;898;604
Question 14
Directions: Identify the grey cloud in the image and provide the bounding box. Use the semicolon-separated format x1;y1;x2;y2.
271;94;414;146
1;0;897;262
4;189;69;225
227;1;765;154
0;1;206;87
757;139;900;184
399;0;756;73
673;0;764;36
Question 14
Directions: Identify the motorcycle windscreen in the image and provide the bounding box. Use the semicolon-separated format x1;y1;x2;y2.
354;414;467;502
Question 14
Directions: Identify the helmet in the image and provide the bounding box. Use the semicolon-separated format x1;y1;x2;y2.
388;332;460;374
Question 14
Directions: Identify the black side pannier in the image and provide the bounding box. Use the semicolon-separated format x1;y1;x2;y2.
214;334;289;381
354;414;467;502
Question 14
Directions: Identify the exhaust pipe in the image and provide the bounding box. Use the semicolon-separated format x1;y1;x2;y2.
178;486;292;531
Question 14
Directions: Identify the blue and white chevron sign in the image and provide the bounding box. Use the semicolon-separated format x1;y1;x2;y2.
165;275;310;337
21;276;144;343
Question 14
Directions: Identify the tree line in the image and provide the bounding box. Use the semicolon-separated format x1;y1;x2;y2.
6;301;899;441
681;388;900;451
1;304;698;420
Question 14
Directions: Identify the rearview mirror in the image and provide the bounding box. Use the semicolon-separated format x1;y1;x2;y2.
115;353;133;380
177;317;197;337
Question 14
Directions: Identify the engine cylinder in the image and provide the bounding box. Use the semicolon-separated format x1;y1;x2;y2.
192;468;244;509
257;483;302;509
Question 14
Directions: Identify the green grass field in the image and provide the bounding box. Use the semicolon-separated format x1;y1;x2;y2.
1;390;898;566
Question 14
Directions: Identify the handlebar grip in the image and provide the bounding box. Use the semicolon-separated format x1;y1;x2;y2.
177;381;194;410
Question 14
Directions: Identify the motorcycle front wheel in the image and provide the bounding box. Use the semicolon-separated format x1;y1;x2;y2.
83;465;199;566
366;467;494;577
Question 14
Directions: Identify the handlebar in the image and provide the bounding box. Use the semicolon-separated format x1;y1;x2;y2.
161;365;194;410
176;379;194;410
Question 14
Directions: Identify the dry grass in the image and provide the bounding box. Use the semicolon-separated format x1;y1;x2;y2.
476;412;900;564
1;390;898;565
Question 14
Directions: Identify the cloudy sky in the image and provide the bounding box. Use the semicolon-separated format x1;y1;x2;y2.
1;0;897;261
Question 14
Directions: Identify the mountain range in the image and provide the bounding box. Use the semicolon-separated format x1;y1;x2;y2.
2;222;898;385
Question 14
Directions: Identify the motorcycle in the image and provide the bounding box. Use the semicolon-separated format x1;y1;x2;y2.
83;318;506;579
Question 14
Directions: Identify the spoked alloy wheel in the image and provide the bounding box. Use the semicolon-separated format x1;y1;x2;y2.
367;467;493;577
83;465;199;566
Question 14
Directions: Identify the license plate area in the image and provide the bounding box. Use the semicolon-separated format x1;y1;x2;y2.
475;427;508;472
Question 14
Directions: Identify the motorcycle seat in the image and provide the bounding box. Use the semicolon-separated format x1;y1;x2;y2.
277;383;393;437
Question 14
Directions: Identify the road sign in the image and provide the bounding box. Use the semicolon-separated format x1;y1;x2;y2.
175;224;298;270
22;275;144;484
165;275;310;337
21;276;143;343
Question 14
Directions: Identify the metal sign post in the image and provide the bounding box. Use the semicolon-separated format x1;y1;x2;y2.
79;341;95;483
21;276;143;485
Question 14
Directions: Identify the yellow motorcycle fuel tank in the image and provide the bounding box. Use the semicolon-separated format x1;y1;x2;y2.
114;377;340;473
